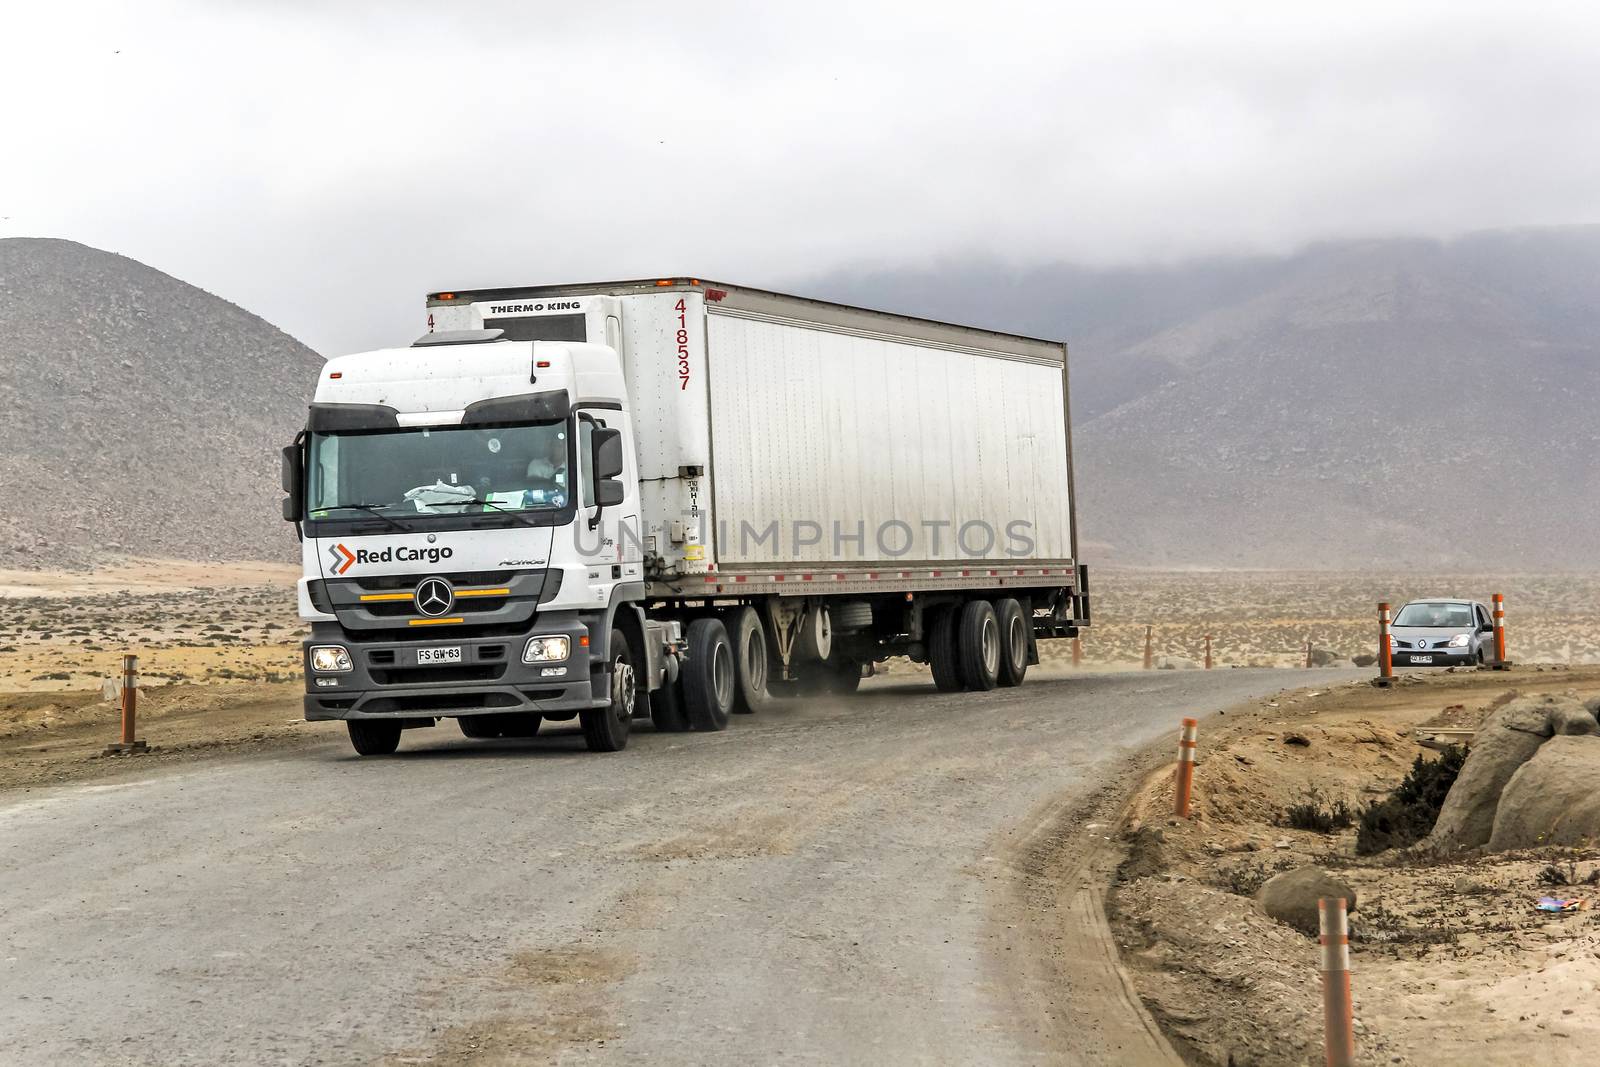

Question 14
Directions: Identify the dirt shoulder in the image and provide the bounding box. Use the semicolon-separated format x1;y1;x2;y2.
1105;665;1600;1067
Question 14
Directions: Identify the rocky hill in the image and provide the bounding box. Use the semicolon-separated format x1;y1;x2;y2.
812;227;1600;569
0;239;322;568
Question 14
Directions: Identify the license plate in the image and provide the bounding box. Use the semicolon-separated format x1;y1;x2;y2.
1411;655;1433;664
417;646;463;664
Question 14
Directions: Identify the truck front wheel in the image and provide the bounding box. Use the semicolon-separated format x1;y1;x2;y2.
347;719;401;756
683;618;735;731
580;628;635;752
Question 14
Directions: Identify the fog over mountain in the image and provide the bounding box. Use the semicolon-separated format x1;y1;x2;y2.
4;229;1598;571
0;238;321;568
810;226;1600;569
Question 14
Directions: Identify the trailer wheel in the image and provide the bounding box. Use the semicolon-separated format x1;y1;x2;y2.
580;628;634;752
347;719;401;756
928;605;964;693
650;673;692;732
957;600;1001;691
729;606;770;713
994;599;1029;688
683;618;735;731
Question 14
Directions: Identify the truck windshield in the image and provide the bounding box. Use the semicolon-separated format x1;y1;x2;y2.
307;423;570;519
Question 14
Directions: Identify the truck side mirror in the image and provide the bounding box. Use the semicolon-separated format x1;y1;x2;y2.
280;443;304;522
596;479;625;507
591;427;625;480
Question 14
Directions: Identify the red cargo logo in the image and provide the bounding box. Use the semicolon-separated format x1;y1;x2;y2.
328;543;356;574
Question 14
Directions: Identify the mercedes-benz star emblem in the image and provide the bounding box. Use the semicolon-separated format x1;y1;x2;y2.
414;577;454;617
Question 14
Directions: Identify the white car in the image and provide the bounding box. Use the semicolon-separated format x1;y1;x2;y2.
1389;599;1498;667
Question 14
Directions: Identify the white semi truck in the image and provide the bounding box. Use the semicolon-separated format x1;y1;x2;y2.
280;278;1090;755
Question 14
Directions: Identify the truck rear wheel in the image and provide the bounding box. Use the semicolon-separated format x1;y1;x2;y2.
958;600;1001;691
347;719;401;756
650;674;692;732
580;628;634;752
729;606;770;714
683;618;735;731
928;605;964;692
994;598;1029;688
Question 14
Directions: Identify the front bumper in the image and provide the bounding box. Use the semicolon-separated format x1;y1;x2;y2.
302;612;604;720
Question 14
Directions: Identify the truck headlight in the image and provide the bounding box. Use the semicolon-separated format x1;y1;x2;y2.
523;635;570;663
310;645;353;673
1447;634;1471;648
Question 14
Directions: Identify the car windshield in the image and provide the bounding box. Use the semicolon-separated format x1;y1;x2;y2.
1394;602;1475;628
307;423;569;518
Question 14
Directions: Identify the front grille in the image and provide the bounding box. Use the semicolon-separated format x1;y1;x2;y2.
364;596;509;617
341;620;541;643
352;571;515;592
370;663;507;685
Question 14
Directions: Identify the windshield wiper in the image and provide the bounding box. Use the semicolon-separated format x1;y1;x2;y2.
320;502;412;535
447;498;543;530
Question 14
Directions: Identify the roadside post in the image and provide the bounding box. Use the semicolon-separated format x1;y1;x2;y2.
103;654;148;755
1143;625;1154;670
1203;634;1212;670
1375;603;1394;687
1318;897;1356;1067
1174;717;1198;817
1071;636;1082;668
1304;638;1313;669
1492;593;1510;669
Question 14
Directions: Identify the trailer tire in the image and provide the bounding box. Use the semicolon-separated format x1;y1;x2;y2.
729;606;770;714
683;618;735;731
928;605;964;693
957;600;1001;691
347;719;401;756
994;598;1029;688
650;674;692;732
580;628;635;752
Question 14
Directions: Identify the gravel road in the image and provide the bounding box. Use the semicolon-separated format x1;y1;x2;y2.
0;668;1352;1065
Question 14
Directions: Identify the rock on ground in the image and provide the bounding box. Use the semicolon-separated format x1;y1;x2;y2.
1255;866;1357;935
1489;735;1600;850
1429;694;1599;851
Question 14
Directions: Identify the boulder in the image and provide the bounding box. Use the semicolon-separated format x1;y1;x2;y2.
1429;695;1600;850
1255;866;1358;935
1155;655;1200;671
1307;647;1341;667
1351;653;1377;667
1488;735;1600;850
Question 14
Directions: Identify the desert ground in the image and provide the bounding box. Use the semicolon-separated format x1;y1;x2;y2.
1110;666;1600;1066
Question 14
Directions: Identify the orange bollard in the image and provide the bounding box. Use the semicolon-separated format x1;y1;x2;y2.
1376;603;1393;686
1143;625;1154;670
1492;593;1510;669
105;654;148;755
1071;636;1082;668
1174;717;1198;817
1204;634;1212;670
1319;897;1356;1067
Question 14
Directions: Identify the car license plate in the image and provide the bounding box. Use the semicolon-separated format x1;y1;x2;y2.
1411;655;1433;664
417;646;463;664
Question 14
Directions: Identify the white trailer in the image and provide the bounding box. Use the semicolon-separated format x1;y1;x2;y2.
283;278;1090;755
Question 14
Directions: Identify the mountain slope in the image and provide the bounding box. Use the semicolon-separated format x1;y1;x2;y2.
0;238;322;567
809;227;1600;568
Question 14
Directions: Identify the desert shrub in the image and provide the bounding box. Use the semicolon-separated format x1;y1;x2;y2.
1277;791;1357;833
1355;745;1467;855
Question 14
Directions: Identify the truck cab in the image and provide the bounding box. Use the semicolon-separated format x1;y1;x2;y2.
282;330;662;755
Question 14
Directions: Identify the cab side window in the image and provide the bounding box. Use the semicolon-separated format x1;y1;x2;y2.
577;419;596;507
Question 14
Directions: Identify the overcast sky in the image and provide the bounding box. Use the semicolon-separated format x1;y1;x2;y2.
3;1;1598;354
